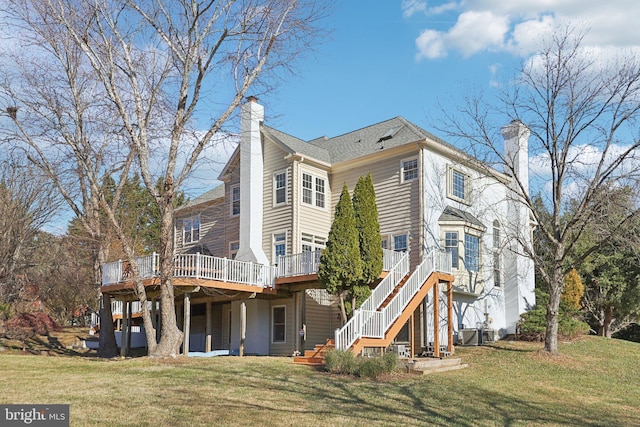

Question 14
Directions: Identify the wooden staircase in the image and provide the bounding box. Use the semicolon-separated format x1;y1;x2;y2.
350;272;450;355
293;339;335;366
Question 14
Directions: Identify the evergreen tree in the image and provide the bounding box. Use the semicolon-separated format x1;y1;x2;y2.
562;268;584;311
351;173;383;310
319;184;363;323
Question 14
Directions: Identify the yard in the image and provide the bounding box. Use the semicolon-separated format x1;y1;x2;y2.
0;335;638;426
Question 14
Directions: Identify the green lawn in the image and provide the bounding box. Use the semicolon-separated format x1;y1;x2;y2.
0;337;639;426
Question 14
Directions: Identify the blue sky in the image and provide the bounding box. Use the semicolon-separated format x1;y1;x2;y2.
257;0;640;142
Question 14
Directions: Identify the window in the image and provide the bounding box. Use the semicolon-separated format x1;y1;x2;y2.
301;233;326;252
274;233;286;262
464;234;479;272
445;231;459;269
274;171;287;205
183;216;200;244
402;158;418;182
231;185;240;216
229;241;239;259
272;306;286;343
393;234;408;252
447;167;470;203
381;237;388;250
302;172;326;208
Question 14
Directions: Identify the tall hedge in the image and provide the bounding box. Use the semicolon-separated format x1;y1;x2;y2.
352;173;383;285
318;184;363;323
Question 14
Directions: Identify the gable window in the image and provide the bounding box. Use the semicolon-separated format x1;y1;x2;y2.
464;234;479;272
447;167;470;203
231;185;240;216
274;171;287;205
302;172;326;209
393;234;408;252
444;231;459;269
274;233;287;263
272;305;286;343
401;158;418;182
229;241;239;259
183;216;200;244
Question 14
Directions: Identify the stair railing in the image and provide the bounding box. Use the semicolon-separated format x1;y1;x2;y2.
335;250;451;351
334;251;409;351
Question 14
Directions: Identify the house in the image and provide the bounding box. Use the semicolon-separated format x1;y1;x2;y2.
101;97;535;358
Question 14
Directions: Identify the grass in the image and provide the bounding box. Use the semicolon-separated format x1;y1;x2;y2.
1;335;639;426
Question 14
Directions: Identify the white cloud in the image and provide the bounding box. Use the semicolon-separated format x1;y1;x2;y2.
402;0;427;18
408;1;640;61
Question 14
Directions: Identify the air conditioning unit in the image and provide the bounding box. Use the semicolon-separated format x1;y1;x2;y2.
459;329;480;346
482;329;497;343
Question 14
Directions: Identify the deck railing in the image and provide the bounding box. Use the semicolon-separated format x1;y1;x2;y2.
102;253;276;289
335;250;451;351
102;248;409;290
276;250;322;278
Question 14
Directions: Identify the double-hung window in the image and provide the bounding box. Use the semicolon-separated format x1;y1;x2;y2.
274;233;286;263
402;158;418;182
231;185;240;216
445;231;459;269
183;216;200;244
274;171;287;205
272;306;286;343
464;234;479;272
447;166;470;203
302;172;326;208
393;234;408;252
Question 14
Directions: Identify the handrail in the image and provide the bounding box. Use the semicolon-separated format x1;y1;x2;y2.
335;250;451;351
334;251;409;351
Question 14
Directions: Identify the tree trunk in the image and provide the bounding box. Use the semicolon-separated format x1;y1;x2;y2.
544;266;563;354
95;243;117;357
150;199;183;357
603;306;614;338
338;293;348;325
98;293;118;358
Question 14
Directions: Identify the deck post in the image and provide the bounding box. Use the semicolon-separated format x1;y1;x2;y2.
120;301;128;357
410;312;415;358
205;301;212;353
433;283;440;358
126;301;132;356
183;293;191;356
239;302;246;357
447;280;454;353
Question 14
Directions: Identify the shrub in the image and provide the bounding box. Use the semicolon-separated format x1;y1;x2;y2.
3;312;62;341
518;306;589;341
324;349;397;379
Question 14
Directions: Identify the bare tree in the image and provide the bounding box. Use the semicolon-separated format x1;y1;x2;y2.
2;0;327;356
440;27;640;353
0;157;60;314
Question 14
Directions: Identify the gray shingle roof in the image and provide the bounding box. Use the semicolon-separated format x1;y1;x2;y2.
176;184;224;212
264;116;463;165
439;206;486;230
262;126;331;164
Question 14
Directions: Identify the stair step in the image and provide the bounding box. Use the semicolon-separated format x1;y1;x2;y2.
410;357;462;370
413;363;469;375
293;356;325;366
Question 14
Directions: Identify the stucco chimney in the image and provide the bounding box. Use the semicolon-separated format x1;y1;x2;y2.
501;120;535;334
502;120;530;195
235;97;269;266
